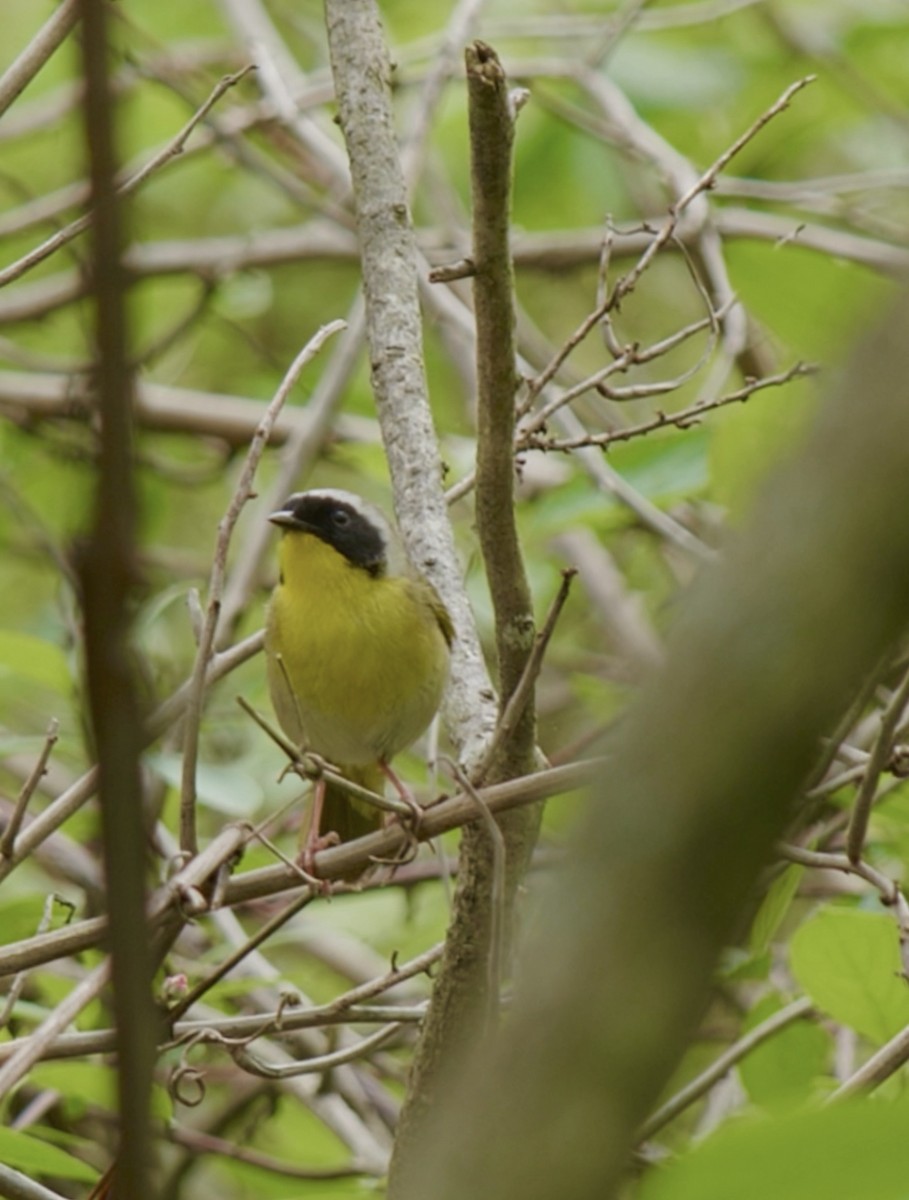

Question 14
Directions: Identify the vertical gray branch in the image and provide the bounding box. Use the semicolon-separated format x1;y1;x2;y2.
323;0;495;766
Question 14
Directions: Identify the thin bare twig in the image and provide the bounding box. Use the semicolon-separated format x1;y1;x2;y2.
519;300;736;429
178;319;345;854
846;659;909;864
778;843;900;906
0;895;68;1033
236;696;413;819
830;1021;909;1101
0;960;110;1099
0;718;59;859
526;364;815;451
233;1022;403;1078
165;888;317;1023
475;569;577;781
638;997;815;1141
0;67;254;291
0;942;443;1067
611;75;817;308
637;998;815;1137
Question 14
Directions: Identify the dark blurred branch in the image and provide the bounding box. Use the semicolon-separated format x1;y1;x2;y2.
73;0;152;1188
398;294;909;1200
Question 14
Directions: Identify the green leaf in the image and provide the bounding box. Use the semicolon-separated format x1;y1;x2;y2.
30;1061;115;1110
609;432;710;507
638;1097;909;1200
749;865;804;956
146;751;264;816
0;630;70;692
30;1062;173;1122
0;895;70;945
720;947;771;983
0;1127;97;1183
738;995;830;1109
708;370;815;517
789;906;909;1044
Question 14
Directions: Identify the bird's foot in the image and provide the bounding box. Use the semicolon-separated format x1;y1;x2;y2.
298;829;341;894
373;788;421;868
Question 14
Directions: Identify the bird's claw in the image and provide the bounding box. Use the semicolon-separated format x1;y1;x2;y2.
298;830;341;894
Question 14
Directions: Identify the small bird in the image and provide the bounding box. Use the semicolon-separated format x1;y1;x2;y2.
265;488;453;870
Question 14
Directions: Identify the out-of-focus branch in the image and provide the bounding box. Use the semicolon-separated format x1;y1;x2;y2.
0;369;377;449
397;293;909;1198
0;1162;70;1200
1;213;904;328
0;67;252;292
73;0;153;1190
0;0;81;119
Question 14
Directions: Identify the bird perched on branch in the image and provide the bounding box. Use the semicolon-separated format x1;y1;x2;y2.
265;488;453;871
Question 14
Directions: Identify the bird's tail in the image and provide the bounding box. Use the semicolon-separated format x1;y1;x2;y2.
314;764;386;846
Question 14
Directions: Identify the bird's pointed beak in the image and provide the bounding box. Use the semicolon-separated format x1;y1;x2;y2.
268;510;298;528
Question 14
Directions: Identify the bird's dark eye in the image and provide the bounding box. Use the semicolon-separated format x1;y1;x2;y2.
331;509;351;527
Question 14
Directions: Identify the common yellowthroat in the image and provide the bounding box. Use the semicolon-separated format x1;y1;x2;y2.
265;489;454;868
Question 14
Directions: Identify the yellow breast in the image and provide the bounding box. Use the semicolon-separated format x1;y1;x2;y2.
265;532;450;769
